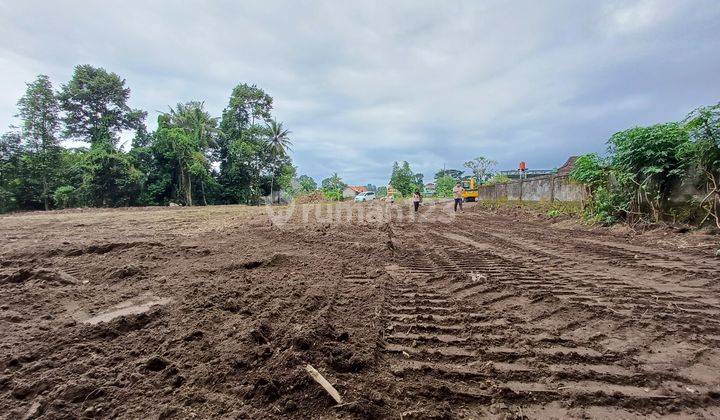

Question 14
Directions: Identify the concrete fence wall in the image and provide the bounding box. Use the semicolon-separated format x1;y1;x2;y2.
478;175;585;202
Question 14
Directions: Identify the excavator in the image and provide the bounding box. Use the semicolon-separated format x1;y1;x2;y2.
461;176;479;202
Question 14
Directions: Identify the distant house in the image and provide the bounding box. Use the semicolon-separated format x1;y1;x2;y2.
424;182;436;195
342;185;368;199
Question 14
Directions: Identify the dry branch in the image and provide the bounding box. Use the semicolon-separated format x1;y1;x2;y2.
305;364;343;404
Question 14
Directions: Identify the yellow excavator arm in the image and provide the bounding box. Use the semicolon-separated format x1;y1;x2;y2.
461;177;479;202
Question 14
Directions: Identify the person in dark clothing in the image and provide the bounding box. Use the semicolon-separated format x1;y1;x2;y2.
452;182;465;212
412;190;422;212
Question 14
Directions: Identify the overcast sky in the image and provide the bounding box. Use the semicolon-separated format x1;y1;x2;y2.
1;0;719;186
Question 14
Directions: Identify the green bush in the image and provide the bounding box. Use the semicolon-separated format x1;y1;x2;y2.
609;123;690;222
53;185;77;209
569;154;607;189
569;154;624;224
0;187;17;213
435;175;456;198
484;174;511;186
323;189;343;201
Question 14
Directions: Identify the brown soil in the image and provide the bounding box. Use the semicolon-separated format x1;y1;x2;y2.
1;202;719;419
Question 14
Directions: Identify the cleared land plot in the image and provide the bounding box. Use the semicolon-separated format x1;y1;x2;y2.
1;202;719;418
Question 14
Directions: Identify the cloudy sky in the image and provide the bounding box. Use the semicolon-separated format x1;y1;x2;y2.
1;0;719;186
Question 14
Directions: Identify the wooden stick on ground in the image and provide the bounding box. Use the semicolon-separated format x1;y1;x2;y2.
305;364;343;404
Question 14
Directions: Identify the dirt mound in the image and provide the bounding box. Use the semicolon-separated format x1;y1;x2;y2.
294;191;328;204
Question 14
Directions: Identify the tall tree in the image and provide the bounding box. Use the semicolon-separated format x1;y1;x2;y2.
166;101;218;205
218;84;274;204
58;64;146;148
464;156;497;183
434;169;463;181
297;175;317;193
390;161;421;197
0;132;23;212
16;75;62;210
265;120;292;203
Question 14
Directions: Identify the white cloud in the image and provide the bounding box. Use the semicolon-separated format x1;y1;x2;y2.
604;0;674;34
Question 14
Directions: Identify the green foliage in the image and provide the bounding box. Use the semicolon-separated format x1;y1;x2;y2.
152;102;218;205
464;156;497;182
390;161;422;197
569;154;606;189
58;65;146;148
571;123;700;225
16;75;62;210
323;188;343;201
484;174;511;186
2;68;305;212
53;185;76;209
435;169;463;181
216;84;287;204
265;119;293;203
219;83;273;141
276;164;296;194
0;133;22;212
546;209;561;218
81;147;143;207
569;154;623;224
296;175;317;194
609;122;691;222
585;186;626;225
682;103;720;227
435;175;456;198
376;186;387;197
265;120;292;155
321;173;346;200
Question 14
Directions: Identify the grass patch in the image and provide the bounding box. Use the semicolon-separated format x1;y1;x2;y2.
475;199;583;218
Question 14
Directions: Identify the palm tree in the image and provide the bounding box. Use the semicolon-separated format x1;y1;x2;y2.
265;120;292;204
168;101;219;150
165;102;219;205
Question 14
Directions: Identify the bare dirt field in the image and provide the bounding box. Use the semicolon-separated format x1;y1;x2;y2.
1;201;719;419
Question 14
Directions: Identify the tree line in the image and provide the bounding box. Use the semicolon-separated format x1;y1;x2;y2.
0;65;300;212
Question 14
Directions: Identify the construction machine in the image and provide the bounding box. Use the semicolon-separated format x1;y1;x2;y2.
461;176;479;202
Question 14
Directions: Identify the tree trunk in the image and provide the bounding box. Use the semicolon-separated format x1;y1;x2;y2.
201;179;208;206
186;173;193;206
178;166;185;205
42;174;49;211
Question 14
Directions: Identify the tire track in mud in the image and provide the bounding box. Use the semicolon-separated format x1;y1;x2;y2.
464;212;719;283
381;221;720;417
454;220;720;310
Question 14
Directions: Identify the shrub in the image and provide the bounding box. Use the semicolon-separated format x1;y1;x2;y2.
569;154;607;190
682;104;720;228
485;174;512;185
609;123;690;222
435;175;456;198
323;189;343;201
53;185;77;209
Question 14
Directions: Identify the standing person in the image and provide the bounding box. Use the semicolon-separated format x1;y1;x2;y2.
412;190;422;212
452;182;465;212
